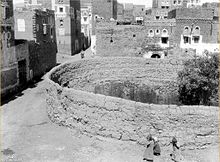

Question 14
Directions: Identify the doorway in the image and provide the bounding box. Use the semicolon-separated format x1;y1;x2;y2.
18;59;27;87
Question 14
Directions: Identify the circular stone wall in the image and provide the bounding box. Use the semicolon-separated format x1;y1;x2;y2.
50;57;182;104
45;58;218;149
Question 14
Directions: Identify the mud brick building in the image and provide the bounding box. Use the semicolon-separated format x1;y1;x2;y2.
123;3;134;22
168;8;219;49
80;0;92;49
117;2;124;21
133;5;145;24
52;0;82;55
145;19;176;48
150;0;202;20
1;0;18;96
14;8;57;79
92;0;117;20
20;0;82;56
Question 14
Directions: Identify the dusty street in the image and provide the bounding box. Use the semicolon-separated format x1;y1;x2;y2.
1;49;144;162
1;48;219;162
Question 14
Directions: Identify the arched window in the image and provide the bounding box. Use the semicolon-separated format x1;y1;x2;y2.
155;29;160;35
162;29;168;35
184;26;190;33
184;26;189;30
148;29;154;37
194;26;200;31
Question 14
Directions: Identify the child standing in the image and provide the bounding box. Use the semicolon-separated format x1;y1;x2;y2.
170;137;184;162
143;134;155;162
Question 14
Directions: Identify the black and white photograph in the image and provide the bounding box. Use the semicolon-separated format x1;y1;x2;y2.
1;0;219;161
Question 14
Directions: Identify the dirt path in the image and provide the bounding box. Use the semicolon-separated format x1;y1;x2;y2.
1;48;219;162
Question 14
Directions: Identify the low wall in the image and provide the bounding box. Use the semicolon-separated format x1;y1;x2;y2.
45;60;218;150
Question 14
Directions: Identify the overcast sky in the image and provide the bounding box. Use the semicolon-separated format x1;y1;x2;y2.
14;0;219;8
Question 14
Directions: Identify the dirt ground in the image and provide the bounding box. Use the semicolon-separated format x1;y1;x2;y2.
1;48;219;162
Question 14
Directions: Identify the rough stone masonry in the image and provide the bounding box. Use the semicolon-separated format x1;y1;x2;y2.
45;58;218;150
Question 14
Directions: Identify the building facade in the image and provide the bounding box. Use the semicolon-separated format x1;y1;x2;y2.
117;2;124;21
21;0;82;55
168;8;219;54
51;0;81;55
145;19;176;48
14;8;57;79
81;0;92;49
150;0;202;20
133;5;145;24
1;0;19;96
92;0;117;20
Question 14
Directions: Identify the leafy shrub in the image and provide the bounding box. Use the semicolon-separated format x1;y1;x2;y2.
177;53;219;106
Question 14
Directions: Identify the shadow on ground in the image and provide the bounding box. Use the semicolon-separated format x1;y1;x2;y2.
1;78;43;106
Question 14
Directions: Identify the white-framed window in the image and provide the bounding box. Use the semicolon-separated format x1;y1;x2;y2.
60;19;64;27
184;26;190;33
148;29;154;37
192;36;200;43
183;36;190;44
59;7;64;13
194;26;200;31
162;28;168;35
43;24;47;35
155;29;160;35
83;17;88;22
161;37;169;44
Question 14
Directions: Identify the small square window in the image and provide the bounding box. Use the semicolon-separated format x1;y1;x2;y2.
83;17;87;22
156;16;160;20
59;7;64;13
193;36;200;43
60;19;64;27
183;36;190;44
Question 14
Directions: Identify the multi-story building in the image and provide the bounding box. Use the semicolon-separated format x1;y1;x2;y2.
150;0;203;20
186;0;202;8
168;8;219;52
123;3;134;21
92;0;117;20
117;2;124;21
202;2;219;21
145;19;176;48
14;8;57;78
133;5;145;24
19;0;82;56
51;0;81;55
144;4;219;54
1;0;19;96
81;0;92;49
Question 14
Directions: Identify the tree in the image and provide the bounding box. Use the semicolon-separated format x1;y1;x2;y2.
177;53;219;105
